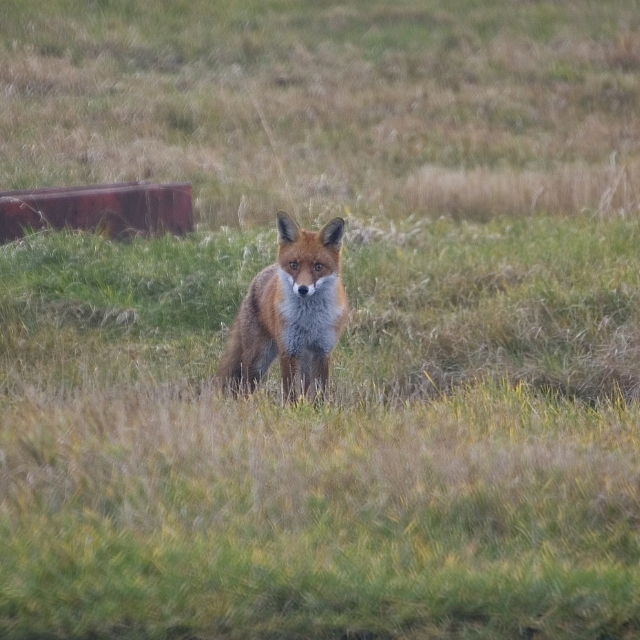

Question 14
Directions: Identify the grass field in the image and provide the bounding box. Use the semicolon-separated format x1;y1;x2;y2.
3;1;640;638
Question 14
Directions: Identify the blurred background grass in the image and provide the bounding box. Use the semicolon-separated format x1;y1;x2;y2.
2;0;640;224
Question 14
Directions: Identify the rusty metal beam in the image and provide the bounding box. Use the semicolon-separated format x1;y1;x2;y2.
0;182;193;243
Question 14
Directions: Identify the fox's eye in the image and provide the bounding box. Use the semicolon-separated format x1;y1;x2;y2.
289;261;298;270
314;263;323;272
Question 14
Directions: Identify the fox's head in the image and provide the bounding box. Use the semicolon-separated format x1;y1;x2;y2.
276;211;345;299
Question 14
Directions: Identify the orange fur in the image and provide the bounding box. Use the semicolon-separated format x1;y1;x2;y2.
215;211;348;401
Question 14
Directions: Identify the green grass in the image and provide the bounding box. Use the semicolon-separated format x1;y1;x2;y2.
4;217;640;401
3;382;640;639
3;219;640;638
4;0;640;637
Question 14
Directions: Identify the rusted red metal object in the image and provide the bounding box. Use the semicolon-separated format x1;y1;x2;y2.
0;182;193;243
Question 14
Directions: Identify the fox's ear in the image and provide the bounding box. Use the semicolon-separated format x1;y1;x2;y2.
277;211;300;244
320;217;345;249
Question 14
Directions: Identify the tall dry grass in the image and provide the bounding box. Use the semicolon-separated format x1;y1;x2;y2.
404;159;640;219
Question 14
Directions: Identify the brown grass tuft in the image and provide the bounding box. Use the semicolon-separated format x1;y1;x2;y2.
403;160;640;219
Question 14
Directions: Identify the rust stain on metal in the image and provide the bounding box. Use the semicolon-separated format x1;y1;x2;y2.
0;182;193;243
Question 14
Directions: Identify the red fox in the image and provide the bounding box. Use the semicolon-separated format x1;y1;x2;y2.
215;211;348;401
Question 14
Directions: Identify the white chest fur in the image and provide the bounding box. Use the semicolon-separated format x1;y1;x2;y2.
278;268;344;356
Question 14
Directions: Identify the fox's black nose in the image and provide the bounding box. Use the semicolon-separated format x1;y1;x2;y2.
297;285;309;297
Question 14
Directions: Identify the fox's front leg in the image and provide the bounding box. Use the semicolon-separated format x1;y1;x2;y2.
310;353;330;400
279;353;301;403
